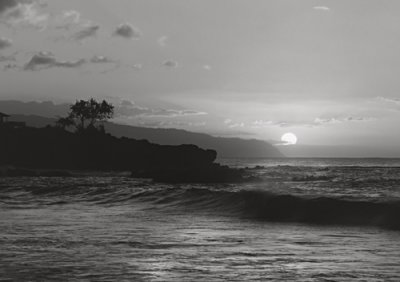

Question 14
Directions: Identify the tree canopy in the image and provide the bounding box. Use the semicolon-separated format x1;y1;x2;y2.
56;98;114;132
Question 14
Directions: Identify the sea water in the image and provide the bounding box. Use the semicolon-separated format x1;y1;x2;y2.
1;158;400;281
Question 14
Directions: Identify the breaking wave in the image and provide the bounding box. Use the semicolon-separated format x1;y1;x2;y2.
1;179;399;231
137;188;400;230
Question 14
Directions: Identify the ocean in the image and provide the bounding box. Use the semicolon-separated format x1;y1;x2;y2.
1;158;400;281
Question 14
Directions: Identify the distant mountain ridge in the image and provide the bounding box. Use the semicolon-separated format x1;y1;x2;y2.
0;100;284;158
8;114;283;158
0;100;69;117
103;123;284;158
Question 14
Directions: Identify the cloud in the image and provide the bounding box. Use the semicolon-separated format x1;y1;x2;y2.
113;22;141;39
157;35;168;47
0;0;19;14
0;37;12;49
0;53;16;62
22;52;123;72
24;51;86;70
0;0;48;28
252;119;305;128
54;10;80;30
203;65;212;70
252;120;275;127
116;100;207;118
90;55;115;64
228;122;245;128
147;109;207;118
313;6;330;11
170;121;206;127
251;116;373;128
132;108;206;118
376;96;400;106
55;59;86;68
132;63;142;70
223;118;245;128
162;60;178;68
314;116;374;125
3;62;19;71
131;120;206;128
89;55;121;74
72;23;99;41
24;51;55;70
53;10;99;34
120;100;134;107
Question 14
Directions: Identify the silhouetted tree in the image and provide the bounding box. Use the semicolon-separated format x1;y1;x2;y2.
57;98;114;132
55;116;75;130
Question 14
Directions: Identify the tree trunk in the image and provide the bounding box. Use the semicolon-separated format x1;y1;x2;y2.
81;117;85;129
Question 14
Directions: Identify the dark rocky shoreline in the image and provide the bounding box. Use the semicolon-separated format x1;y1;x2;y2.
0;125;248;183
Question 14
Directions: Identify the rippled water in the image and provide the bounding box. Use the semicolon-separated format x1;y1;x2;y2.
1;159;400;281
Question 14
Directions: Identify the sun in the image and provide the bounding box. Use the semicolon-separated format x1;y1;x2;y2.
281;132;298;145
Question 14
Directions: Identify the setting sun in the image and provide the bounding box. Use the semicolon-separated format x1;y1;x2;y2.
281;132;298;145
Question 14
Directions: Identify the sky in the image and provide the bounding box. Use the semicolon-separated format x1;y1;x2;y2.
0;0;400;156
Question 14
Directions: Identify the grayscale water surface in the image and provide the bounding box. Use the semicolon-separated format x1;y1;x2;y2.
1;158;400;281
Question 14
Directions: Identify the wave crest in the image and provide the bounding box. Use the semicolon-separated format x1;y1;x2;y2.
141;188;400;230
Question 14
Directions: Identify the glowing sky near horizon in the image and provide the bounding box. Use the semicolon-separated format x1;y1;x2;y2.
0;0;400;155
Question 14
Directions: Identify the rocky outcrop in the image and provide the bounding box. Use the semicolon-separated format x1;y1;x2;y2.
0;126;245;183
